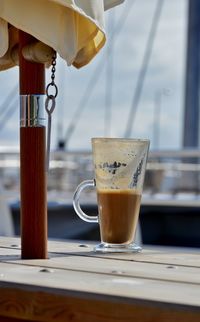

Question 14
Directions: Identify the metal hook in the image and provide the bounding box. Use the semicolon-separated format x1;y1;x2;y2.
45;95;56;115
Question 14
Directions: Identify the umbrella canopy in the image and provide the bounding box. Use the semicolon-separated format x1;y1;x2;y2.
0;0;124;70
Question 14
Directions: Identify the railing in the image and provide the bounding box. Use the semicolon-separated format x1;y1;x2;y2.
0;149;200;201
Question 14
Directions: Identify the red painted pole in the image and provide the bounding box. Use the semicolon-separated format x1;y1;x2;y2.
19;30;47;259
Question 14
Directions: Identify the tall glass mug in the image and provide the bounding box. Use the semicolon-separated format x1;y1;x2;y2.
73;138;150;253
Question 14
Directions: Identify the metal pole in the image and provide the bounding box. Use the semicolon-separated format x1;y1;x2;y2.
153;90;162;149
183;0;200;148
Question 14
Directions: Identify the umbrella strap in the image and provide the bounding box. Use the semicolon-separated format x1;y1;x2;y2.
45;51;58;171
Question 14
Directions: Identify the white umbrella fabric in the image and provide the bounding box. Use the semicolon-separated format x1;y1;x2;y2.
0;0;124;70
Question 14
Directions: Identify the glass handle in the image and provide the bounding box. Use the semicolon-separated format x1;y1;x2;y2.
73;180;98;223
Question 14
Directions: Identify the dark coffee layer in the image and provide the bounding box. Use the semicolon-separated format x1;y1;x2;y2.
97;189;141;244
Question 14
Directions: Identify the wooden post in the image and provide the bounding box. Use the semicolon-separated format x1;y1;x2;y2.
19;30;47;259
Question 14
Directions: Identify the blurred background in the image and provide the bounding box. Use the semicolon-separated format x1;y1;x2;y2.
0;0;186;150
2;0;200;248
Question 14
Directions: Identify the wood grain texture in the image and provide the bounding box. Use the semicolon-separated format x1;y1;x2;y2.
19;30;47;259
0;258;199;308
0;315;44;322
19;31;45;95
0;287;200;322
0;317;33;322
0;238;199;321
1;247;200;286
20;127;47;259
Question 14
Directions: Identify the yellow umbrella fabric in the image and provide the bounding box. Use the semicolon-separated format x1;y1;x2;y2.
0;0;124;70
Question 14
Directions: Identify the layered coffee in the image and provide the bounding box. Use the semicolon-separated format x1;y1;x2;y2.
97;189;141;244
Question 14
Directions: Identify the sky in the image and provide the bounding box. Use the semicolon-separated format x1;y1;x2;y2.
0;0;187;151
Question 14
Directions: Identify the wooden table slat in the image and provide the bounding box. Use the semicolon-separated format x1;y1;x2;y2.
1;248;200;286
0;261;200;308
0;237;200;322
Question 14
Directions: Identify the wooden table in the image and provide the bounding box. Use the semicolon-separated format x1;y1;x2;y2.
0;237;200;322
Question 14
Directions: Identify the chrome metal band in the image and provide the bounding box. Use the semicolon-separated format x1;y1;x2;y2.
20;95;45;127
